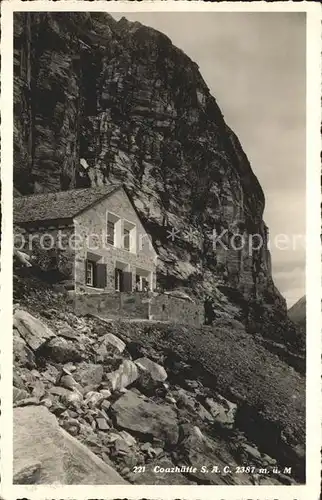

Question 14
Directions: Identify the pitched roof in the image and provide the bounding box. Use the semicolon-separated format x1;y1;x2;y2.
14;184;122;224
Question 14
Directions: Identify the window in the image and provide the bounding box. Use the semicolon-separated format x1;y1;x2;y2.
86;261;94;286
135;274;141;291
142;277;149;291
123;228;130;251
115;263;132;292
115;268;123;292
107;220;115;245
107;212;120;246
135;272;150;292
86;258;107;288
123;220;136;252
140;233;152;252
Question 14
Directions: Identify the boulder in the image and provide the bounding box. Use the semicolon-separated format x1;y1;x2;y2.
175;425;252;485
96;417;110;431
101;400;111;412
13;461;41;484
31;381;46;399
57;325;78;340
197;404;214;422
205;395;237;428
174;388;213;422
13;371;27;390
105;360;139;392
110;439;141;470
112;390;179;446
119;430;137;447
49;386;74;398
113;437;131;455
56;367;82;390
49;386;83;407
58;374;82;392
242;443;261;461
13;387;30;404
13;329;36;367
43;337;83;363
135;357;167;382
13;405;127;484
14;396;41;407
14;309;55;351
42;308;59;319
41;364;60;383
74;363;104;387
184;379;200;391
100;389;112;398
14;249;32;268
60;417;81;436
84;391;104;408
262;453;277;466
98;333;126;356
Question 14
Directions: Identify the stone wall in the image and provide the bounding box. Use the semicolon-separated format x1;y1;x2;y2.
74;292;150;320
74;291;204;326
149;294;204;326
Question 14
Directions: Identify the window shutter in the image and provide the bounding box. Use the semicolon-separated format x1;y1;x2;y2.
85;259;93;286
96;263;107;289
85;260;88;285
93;263;97;287
115;269;121;291
123;271;132;292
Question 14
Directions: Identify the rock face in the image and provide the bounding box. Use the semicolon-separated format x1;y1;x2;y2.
13;12;301;347
13;405;127;484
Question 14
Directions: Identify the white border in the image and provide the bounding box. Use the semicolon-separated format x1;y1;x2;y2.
1;1;321;499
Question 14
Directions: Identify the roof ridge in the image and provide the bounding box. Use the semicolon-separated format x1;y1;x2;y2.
73;184;122;217
13;183;124;224
16;183;122;199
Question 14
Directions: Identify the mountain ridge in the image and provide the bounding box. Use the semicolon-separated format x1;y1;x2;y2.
288;295;306;328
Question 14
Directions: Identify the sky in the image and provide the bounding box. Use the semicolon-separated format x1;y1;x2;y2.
112;12;306;307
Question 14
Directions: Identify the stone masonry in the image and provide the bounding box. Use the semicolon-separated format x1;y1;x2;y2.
74;187;157;293
74;291;204;326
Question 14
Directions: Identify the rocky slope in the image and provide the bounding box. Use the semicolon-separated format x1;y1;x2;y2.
288;296;306;329
13;12;304;350
13;276;304;485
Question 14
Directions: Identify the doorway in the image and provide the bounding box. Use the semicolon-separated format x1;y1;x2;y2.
135;267;152;292
114;261;132;292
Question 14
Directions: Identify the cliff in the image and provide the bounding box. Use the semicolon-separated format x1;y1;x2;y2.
14;12;303;349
